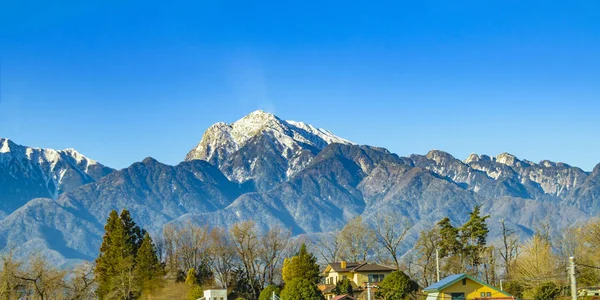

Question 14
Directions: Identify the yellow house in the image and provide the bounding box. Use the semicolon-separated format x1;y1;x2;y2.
320;261;395;300
423;274;514;300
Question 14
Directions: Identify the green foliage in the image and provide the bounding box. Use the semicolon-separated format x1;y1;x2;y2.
280;278;325;300
533;282;560;300
259;284;282;300
375;271;418;300
188;286;204;300
436;206;490;274
503;281;524;299
185;268;198;286
334;277;353;296
121;209;144;255
437;217;460;258
460;205;490;268
95;209;162;300
136;232;164;293
282;244;321;285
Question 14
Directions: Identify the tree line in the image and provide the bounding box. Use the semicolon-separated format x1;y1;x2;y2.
3;205;600;299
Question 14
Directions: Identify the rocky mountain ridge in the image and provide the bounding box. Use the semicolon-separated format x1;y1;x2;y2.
0;111;598;266
0;138;113;217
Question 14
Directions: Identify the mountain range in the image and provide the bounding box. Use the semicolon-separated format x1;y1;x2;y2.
0;110;598;266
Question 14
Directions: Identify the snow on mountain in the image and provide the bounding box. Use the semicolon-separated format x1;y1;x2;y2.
1;113;600;266
185;110;353;185
0;138;114;215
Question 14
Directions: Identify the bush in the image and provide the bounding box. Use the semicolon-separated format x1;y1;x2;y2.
280;278;324;300
187;286;203;300
376;271;419;300
503;281;524;299
335;278;353;296
260;284;282;300
533;282;560;300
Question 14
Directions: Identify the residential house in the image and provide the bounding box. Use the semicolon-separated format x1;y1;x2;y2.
331;295;355;300
579;287;600;297
197;289;227;300
320;261;395;300
423;274;514;300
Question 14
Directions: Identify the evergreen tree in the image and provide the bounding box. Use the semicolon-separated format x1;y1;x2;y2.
437;217;461;258
110;211;138;299
375;271;418;300
121;209;144;255
95;210;121;299
185;268;197;286
259;284;282;300
460;205;490;273
282;244;320;285
185;269;203;300
533;282;560;300
95;209;148;299
136;232;163;294
280;278;324;300
334;277;353;296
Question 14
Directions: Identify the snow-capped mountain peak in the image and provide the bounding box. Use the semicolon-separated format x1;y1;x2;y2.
0;138;11;153
185;110;353;185
0;138;113;212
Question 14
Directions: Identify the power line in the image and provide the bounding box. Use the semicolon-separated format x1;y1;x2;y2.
577;263;600;270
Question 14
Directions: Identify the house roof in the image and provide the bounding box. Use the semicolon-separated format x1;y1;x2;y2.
331;295;354;300
327;262;396;273
318;284;337;294
423;273;512;297
423;274;465;292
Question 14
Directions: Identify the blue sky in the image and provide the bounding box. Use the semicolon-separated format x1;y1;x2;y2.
1;0;599;170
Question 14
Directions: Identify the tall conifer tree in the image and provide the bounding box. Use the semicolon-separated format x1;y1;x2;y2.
135;232;163;293
95;210;120;299
282;244;320;285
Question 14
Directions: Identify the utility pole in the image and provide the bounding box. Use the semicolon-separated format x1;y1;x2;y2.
500;279;503;291
570;256;577;300
436;248;440;282
367;283;372;300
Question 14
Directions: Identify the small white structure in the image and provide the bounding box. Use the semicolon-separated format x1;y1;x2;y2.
198;289;227;300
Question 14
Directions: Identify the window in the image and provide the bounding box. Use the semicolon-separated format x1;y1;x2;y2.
486;292;491;297
368;274;385;283
481;292;486;298
450;293;465;300
342;275;347;281
462;278;467;285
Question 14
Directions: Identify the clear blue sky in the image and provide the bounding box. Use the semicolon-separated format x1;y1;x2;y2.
1;0;599;170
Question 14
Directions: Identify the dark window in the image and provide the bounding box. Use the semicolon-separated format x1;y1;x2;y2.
486;292;491;297
451;293;465;300
368;274;385;283
462;278;467;285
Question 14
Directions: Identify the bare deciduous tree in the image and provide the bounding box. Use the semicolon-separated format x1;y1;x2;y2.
339;216;377;262
64;262;96;300
499;219;520;279
208;227;237;288
15;255;67;300
230;221;261;299
258;226;290;286
315;231;342;264
375;215;411;269
0;252;24;300
414;226;441;287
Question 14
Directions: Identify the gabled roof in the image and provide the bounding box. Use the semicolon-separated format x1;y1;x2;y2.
331;295;354;300
423;273;512;297
326;262;396;273
423;274;465;292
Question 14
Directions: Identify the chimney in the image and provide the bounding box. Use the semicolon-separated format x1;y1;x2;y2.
341;261;346;269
